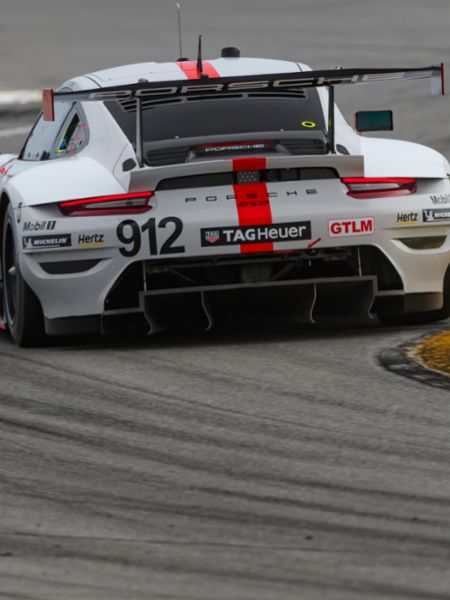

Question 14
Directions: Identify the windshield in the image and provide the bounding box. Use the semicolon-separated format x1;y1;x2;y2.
106;92;326;144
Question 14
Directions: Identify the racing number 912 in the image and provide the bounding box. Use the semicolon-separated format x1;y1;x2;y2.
117;217;185;257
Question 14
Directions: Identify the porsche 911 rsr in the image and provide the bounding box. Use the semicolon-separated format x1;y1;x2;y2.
0;48;449;345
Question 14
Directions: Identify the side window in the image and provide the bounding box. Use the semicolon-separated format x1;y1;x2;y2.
20;102;73;161
52;109;89;159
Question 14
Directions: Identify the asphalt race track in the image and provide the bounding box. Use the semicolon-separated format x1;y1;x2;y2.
1;1;450;598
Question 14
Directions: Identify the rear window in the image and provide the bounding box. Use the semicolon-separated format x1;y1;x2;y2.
106;92;325;144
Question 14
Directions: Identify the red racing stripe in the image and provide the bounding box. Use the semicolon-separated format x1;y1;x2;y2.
176;60;220;79
175;62;274;254
232;157;273;254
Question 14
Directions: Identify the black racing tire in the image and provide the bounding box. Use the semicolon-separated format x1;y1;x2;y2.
380;266;450;326
2;205;46;346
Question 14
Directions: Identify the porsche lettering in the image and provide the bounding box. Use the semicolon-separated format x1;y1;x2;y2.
85;72;410;101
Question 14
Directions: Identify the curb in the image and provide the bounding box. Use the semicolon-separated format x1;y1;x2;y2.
378;328;450;391
0;91;41;117
0;107;40;118
0;90;41;106
416;330;450;376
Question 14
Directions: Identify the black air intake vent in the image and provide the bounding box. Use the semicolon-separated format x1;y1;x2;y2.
146;147;191;166
281;138;328;155
145;131;330;166
119;97;182;113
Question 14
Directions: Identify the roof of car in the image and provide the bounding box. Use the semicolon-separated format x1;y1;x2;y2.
68;57;310;90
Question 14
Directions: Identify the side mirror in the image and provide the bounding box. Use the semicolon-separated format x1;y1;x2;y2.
355;110;393;132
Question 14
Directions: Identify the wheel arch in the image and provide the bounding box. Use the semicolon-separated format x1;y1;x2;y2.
0;193;10;321
0;192;10;237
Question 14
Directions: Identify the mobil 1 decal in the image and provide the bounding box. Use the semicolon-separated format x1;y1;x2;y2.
116;217;185;257
429;194;450;206
23;220;56;232
201;221;312;247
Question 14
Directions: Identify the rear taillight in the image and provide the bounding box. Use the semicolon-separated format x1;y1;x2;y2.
342;177;416;199
59;191;154;216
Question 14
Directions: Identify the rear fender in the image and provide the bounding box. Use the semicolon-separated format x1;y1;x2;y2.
4;156;126;208
0;154;17;169
362;138;448;178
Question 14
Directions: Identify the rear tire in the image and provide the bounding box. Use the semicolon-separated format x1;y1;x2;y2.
2;205;46;346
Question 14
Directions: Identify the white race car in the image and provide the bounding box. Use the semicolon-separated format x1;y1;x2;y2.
0;48;449;345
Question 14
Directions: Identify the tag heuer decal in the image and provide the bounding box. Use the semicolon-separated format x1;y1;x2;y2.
204;230;220;244
201;222;311;246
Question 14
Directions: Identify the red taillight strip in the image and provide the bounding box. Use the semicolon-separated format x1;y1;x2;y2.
342;177;416;185
59;191;154;216
341;177;417;199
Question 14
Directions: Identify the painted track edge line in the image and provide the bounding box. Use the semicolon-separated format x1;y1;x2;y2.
377;327;450;391
0;90;41;106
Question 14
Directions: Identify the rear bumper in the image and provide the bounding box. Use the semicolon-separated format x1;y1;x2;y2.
16;179;450;329
20;236;450;333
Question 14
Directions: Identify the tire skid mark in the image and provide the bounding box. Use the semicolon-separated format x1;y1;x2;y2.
1;335;450;600
0;345;422;420
3;479;450;551
1;350;449;457
1;386;450;468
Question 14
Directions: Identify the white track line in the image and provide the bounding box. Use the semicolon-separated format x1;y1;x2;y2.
0;90;41;106
0;126;30;138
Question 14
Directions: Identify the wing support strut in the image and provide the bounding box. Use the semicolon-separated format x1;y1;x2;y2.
136;96;144;167
328;85;335;154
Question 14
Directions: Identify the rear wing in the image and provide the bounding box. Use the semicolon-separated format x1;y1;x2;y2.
42;63;445;164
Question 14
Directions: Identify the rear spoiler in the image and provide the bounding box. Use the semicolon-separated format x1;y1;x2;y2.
42;63;445;163
129;154;365;192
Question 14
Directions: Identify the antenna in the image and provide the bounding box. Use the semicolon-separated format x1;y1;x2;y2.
197;34;205;77
175;2;183;59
